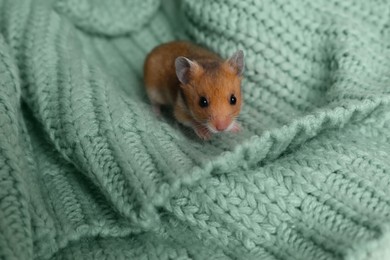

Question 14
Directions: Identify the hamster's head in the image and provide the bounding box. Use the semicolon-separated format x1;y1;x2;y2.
175;50;244;133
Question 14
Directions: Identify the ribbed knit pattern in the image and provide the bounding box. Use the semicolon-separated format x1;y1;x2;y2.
1;0;390;259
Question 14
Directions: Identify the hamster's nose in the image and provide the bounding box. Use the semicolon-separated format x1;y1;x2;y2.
214;118;231;131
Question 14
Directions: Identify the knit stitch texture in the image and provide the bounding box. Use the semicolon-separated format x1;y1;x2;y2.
1;0;390;259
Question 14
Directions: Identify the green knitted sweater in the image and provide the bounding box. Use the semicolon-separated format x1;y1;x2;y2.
1;0;390;259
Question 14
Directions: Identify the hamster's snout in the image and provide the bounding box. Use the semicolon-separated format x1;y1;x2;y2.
209;117;233;132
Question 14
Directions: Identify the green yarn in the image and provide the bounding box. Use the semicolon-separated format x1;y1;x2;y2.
1;0;390;259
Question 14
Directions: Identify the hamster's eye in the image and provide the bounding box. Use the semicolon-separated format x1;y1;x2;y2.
230;95;237;105
199;96;209;108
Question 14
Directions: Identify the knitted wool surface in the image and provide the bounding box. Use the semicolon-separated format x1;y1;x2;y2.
1;0;390;259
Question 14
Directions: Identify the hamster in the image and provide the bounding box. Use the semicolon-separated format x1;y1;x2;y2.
143;41;244;140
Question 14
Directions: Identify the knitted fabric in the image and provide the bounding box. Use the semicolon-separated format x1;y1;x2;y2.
1;0;390;259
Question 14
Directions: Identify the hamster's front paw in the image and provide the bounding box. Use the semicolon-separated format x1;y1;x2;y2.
193;125;212;140
151;104;161;116
229;121;242;133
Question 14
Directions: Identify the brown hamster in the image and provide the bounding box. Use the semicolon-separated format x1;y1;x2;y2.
143;41;244;140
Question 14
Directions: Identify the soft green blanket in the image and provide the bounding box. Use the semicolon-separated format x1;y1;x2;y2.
1;0;390;259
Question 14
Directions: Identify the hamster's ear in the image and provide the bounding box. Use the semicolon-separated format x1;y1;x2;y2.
175;56;199;84
227;50;244;76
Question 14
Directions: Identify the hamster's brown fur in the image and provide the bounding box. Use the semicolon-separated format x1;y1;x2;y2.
143;41;244;140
